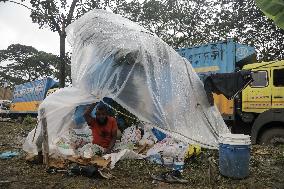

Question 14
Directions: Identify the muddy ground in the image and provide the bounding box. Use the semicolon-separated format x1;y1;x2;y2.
0;121;283;189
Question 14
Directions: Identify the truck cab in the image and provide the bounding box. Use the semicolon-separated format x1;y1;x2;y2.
242;60;284;145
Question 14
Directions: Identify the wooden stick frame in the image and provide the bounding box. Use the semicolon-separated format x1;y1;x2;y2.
40;108;49;167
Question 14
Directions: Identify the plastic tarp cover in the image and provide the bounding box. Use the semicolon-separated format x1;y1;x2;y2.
104;149;145;169
23;87;99;154
23;9;229;154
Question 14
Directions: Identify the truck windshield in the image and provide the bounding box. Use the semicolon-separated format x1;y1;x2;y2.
251;71;268;87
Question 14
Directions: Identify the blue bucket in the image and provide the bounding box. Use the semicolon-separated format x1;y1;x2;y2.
219;134;251;179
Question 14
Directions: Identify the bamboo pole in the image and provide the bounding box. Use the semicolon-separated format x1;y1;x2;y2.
40;108;49;168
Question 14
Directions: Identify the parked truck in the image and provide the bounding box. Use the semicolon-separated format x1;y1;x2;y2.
241;60;284;145
8;78;58;120
177;39;284;145
177;39;256;120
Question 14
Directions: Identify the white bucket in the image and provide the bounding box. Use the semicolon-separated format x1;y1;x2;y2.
219;133;251;145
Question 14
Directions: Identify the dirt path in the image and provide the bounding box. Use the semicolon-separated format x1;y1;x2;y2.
0;121;283;189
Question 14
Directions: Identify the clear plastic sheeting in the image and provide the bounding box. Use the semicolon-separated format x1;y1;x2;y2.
23;87;99;154
23;9;229;154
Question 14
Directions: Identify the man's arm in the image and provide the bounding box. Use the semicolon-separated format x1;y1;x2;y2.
105;120;118;154
83;103;96;126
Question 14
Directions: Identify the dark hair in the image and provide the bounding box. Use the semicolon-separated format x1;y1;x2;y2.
96;103;108;112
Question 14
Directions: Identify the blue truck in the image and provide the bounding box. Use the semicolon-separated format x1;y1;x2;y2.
9;78;58;119
176;39;256;121
176;38;256;80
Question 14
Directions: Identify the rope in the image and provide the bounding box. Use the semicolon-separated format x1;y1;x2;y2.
102;100;138;121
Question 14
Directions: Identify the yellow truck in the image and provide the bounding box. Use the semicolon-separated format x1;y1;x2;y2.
240;60;284;145
178;40;284;145
209;60;284;145
203;60;284;145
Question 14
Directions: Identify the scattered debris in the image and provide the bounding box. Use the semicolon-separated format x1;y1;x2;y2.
1;122;284;188
151;170;188;184
0;117;11;122
0;151;19;159
67;164;112;179
0;180;12;184
254;148;272;155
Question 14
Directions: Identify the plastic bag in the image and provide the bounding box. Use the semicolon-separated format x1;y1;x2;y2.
138;124;157;146
70;125;93;149
103;149;145;169
185;144;202;159
77;143;104;158
146;137;189;167
54;132;75;156
146;137;175;157
113;142;135;151
121;125;142;144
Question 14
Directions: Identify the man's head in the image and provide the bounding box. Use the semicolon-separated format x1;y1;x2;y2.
95;103;108;125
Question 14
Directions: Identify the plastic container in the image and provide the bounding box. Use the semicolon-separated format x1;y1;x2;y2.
163;156;174;168
147;154;163;165
173;155;184;172
173;144;185;172
219;133;251;179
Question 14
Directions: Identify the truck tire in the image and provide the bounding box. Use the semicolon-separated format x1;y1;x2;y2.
250;109;284;144
259;128;284;146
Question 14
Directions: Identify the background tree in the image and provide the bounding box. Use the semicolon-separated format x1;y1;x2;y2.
0;44;70;86
2;0;283;73
116;0;284;61
28;0;119;87
1;0;124;87
256;0;284;30
213;0;284;61
115;0;219;48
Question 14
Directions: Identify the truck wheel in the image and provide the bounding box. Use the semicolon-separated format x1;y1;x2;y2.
259;128;284;146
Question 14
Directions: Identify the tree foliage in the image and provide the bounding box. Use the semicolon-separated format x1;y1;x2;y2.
214;0;284;61
11;0;122;87
116;0;284;61
0;44;70;86
255;0;284;30
115;0;218;48
28;0;115;34
2;0;283;82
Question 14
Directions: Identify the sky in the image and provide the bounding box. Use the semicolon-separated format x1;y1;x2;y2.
0;1;139;56
0;2;60;55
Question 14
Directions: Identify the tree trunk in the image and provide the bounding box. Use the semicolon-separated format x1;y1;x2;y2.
59;33;66;88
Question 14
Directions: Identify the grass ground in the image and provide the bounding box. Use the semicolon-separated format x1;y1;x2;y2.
0;121;283;189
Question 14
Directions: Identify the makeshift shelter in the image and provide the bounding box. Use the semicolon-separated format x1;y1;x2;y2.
23;9;229;156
